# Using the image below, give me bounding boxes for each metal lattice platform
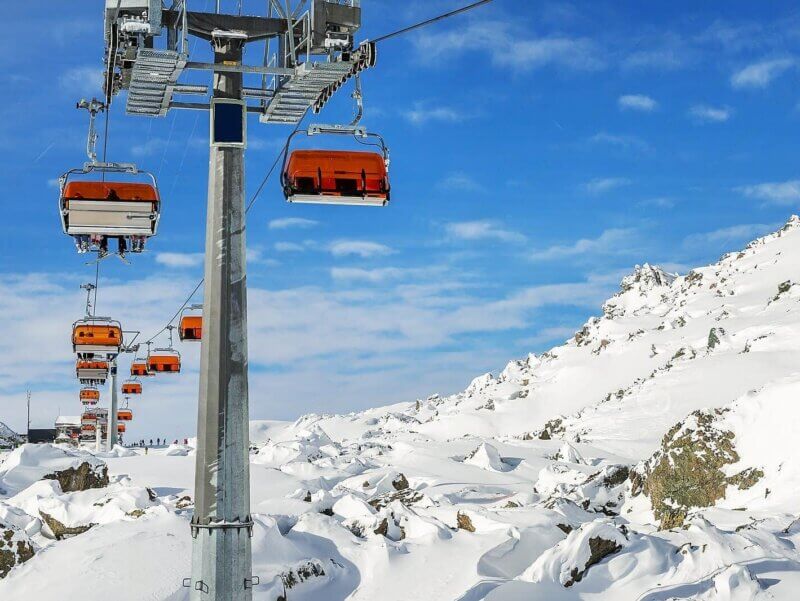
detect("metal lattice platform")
[260,61,355,124]
[126,49,187,117]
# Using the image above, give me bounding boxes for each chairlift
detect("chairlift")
[59,163,161,255]
[59,98,161,257]
[148,348,181,374]
[122,380,142,395]
[117,409,133,421]
[72,316,123,359]
[131,360,150,377]
[76,359,110,385]
[179,305,202,342]
[117,423,127,433]
[80,387,101,405]
[281,124,390,207]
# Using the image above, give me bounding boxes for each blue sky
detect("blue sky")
[1,0,799,438]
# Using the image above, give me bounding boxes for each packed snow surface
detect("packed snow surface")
[3,218,800,598]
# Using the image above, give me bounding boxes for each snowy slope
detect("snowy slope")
[3,218,800,599]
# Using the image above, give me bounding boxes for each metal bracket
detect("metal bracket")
[191,517,255,539]
[308,123,367,137]
[244,576,260,590]
[182,578,209,593]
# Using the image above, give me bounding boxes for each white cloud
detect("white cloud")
[437,172,485,192]
[736,180,800,205]
[268,217,319,230]
[688,104,733,123]
[731,58,795,89]
[59,66,104,96]
[131,138,169,158]
[328,240,395,258]
[529,228,638,262]
[155,252,204,268]
[444,220,526,244]
[618,94,658,112]
[415,21,604,72]
[589,133,649,152]
[331,267,440,283]
[584,177,632,194]
[274,242,307,253]
[683,224,775,248]
[639,197,675,209]
[402,103,466,125]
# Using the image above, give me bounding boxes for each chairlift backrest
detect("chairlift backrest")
[179,315,202,341]
[148,349,181,373]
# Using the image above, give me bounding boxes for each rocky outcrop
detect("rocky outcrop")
[633,409,764,529]
[43,461,109,493]
[0,520,35,578]
[39,511,95,540]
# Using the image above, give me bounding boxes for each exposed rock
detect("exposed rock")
[43,461,109,493]
[456,512,475,533]
[281,561,325,590]
[368,488,425,511]
[0,521,35,578]
[565,536,622,587]
[637,410,741,529]
[392,473,410,491]
[39,511,95,540]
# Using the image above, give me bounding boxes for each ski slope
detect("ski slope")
[3,217,800,599]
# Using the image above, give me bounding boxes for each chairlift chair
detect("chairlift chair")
[179,305,202,342]
[76,359,110,385]
[121,380,142,395]
[79,387,101,405]
[131,360,150,377]
[59,162,161,255]
[117,409,133,421]
[72,316,123,359]
[117,423,127,433]
[147,348,181,374]
[281,125,390,207]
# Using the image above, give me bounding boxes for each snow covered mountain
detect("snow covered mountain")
[3,217,800,599]
[0,422,20,449]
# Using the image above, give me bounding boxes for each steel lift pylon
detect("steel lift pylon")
[101,2,373,599]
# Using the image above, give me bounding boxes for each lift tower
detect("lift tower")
[102,2,372,599]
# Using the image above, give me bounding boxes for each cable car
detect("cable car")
[81,412,98,424]
[131,360,150,377]
[72,317,123,358]
[281,125,390,207]
[147,348,181,374]
[117,409,133,421]
[179,306,203,342]
[76,360,110,385]
[117,423,126,433]
[80,387,101,404]
[122,380,142,395]
[81,424,96,433]
[59,163,161,255]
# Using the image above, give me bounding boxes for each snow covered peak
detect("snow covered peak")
[621,263,677,292]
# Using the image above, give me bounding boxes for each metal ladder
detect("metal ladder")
[126,49,187,117]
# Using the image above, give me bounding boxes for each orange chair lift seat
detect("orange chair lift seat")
[122,382,142,395]
[131,361,150,377]
[148,352,181,373]
[179,316,202,341]
[117,410,133,421]
[76,360,109,382]
[118,423,127,433]
[61,181,160,237]
[73,324,122,355]
[284,150,389,206]
[80,388,100,401]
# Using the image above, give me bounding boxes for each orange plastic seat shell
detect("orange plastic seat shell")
[117,410,133,421]
[82,424,96,432]
[77,360,110,370]
[285,150,389,198]
[80,389,101,401]
[63,181,159,203]
[131,362,150,377]
[117,423,127,433]
[179,316,203,341]
[148,354,181,373]
[73,325,123,347]
[122,383,142,395]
